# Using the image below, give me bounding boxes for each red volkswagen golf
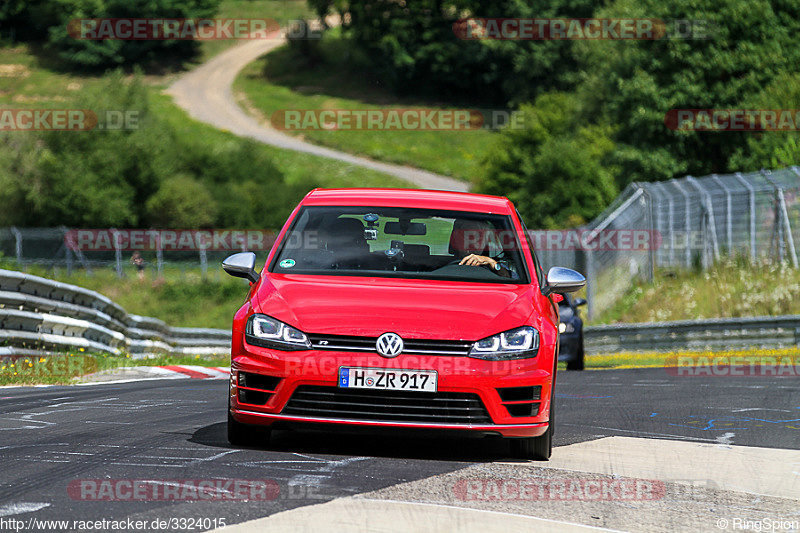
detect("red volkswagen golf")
[222,189,585,459]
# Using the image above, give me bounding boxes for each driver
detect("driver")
[449,219,511,278]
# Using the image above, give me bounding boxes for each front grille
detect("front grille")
[282,385,492,424]
[307,334,473,356]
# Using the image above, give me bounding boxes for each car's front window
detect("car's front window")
[270,206,529,284]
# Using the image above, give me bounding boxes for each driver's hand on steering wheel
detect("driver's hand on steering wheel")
[459,254,497,268]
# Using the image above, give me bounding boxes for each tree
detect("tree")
[572,0,800,186]
[729,72,800,171]
[2,0,221,69]
[477,93,618,228]
[145,175,218,228]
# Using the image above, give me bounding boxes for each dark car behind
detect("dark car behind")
[557,293,586,370]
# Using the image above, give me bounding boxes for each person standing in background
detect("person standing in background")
[131,251,146,281]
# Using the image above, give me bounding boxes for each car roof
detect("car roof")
[301,188,515,214]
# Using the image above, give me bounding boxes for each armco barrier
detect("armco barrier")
[1,269,798,358]
[585,315,800,355]
[0,269,230,358]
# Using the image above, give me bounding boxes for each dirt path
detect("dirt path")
[166,38,469,192]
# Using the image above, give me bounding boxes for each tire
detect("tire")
[227,410,270,447]
[510,425,552,460]
[510,395,554,461]
[566,338,585,371]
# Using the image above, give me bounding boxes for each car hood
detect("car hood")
[256,274,537,340]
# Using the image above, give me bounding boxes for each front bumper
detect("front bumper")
[229,342,554,438]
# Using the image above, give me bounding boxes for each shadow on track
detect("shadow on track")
[188,422,535,463]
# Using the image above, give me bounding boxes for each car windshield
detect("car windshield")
[270,206,529,283]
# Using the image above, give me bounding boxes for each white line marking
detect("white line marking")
[560,423,721,443]
[0,502,50,517]
[715,432,735,445]
[290,453,329,462]
[189,449,238,465]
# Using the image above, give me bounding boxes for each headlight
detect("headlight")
[245,314,311,351]
[469,326,539,360]
[558,322,574,334]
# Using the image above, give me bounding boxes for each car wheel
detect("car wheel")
[510,426,552,460]
[510,397,553,461]
[227,409,270,447]
[566,338,585,371]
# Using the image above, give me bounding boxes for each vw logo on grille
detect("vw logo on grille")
[376,332,404,358]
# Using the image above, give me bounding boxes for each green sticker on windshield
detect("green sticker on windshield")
[279,259,296,268]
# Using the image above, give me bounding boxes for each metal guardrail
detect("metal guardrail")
[585,315,800,355]
[0,269,230,358]
[2,269,798,359]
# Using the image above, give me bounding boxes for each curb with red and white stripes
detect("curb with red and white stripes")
[136,366,230,380]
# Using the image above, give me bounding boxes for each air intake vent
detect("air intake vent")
[236,371,281,406]
[497,386,542,418]
[497,386,541,402]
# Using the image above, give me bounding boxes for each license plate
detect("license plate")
[338,367,437,392]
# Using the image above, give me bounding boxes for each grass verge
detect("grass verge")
[581,347,800,370]
[0,351,230,386]
[592,258,800,325]
[235,34,494,182]
[1,40,411,189]
[197,0,314,62]
[150,90,410,189]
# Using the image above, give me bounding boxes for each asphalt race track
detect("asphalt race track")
[1,368,798,532]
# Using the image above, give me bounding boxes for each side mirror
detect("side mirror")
[222,252,259,283]
[574,298,587,307]
[543,266,585,296]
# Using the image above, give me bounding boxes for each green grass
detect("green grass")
[592,257,800,325]
[0,351,230,386]
[0,45,109,106]
[580,347,800,370]
[150,90,411,189]
[197,0,315,61]
[0,40,412,189]
[234,35,495,183]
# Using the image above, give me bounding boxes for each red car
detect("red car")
[222,188,585,460]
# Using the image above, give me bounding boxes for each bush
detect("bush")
[1,0,220,69]
[476,94,619,228]
[0,72,307,229]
